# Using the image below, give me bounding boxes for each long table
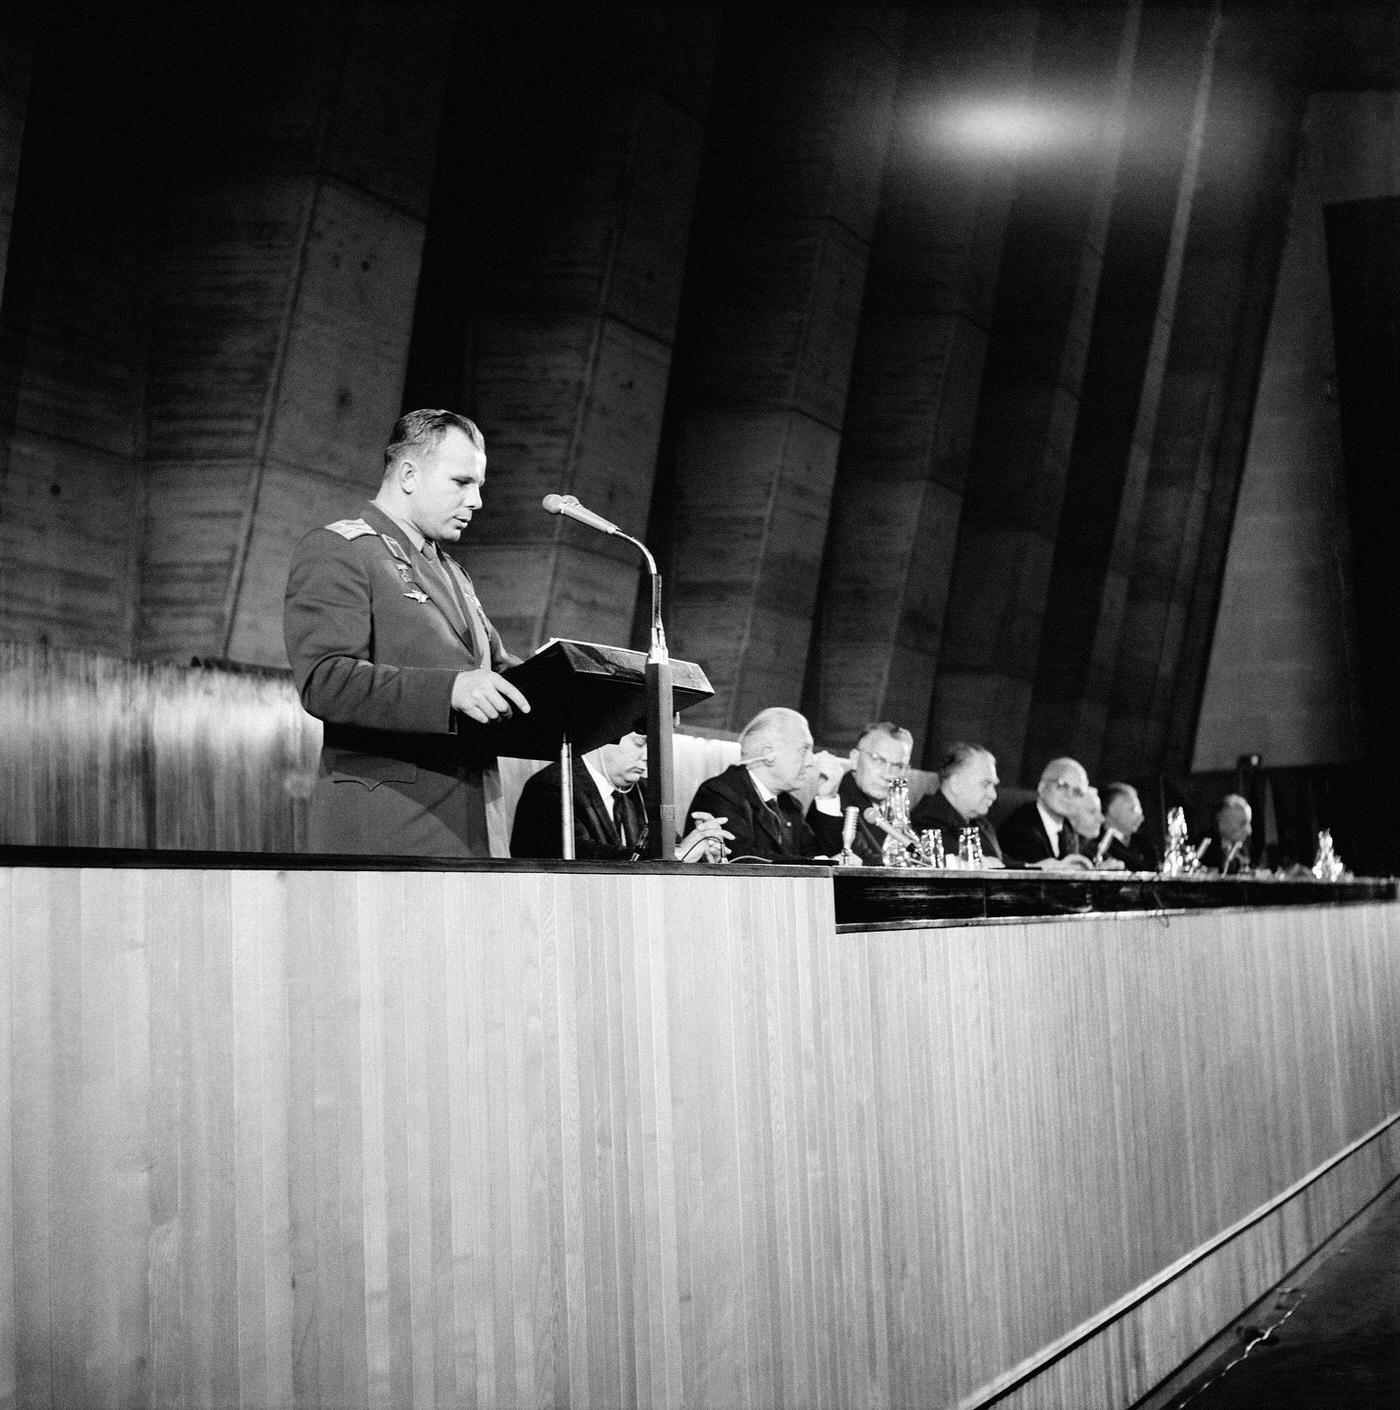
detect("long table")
[2,852,1396,1409]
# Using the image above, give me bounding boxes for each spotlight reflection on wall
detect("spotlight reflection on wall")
[923,99,1113,157]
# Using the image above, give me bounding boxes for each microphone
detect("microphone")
[863,805,919,849]
[542,493,620,536]
[1095,827,1119,864]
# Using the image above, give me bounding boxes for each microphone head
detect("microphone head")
[542,493,565,514]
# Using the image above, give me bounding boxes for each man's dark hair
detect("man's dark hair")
[1101,781,1137,810]
[384,409,484,469]
[936,741,990,778]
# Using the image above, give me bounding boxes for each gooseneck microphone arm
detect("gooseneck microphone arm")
[542,494,674,857]
[542,494,666,658]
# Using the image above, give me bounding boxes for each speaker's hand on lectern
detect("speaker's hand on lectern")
[451,670,531,723]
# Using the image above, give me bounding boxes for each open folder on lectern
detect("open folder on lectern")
[488,638,713,761]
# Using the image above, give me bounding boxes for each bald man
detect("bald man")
[1201,794,1253,874]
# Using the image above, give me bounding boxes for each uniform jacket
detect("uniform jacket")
[284,501,517,857]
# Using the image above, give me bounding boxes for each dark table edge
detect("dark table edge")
[1,847,1392,926]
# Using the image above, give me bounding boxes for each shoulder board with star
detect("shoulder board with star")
[323,518,377,540]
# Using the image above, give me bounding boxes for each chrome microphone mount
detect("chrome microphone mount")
[542,492,674,856]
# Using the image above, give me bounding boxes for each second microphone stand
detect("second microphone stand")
[626,534,674,861]
[541,495,676,860]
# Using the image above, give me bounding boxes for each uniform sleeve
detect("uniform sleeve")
[283,530,460,735]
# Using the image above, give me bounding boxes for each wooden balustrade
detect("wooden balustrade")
[2,856,1397,1408]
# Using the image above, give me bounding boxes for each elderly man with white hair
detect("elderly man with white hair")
[997,756,1096,870]
[688,707,841,862]
[1202,793,1253,874]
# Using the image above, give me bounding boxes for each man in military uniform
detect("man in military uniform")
[283,409,529,857]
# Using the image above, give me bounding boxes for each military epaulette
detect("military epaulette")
[324,518,377,540]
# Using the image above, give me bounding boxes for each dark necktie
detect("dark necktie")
[763,796,788,845]
[420,542,469,630]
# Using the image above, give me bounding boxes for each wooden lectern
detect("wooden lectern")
[493,640,712,859]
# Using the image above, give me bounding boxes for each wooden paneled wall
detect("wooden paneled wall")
[925,2,1140,783]
[0,1,1369,797]
[665,8,904,729]
[0,642,765,853]
[0,642,318,851]
[0,0,35,300]
[3,864,1397,1409]
[1024,2,1219,772]
[803,6,1035,749]
[143,1,457,667]
[430,6,721,653]
[1102,8,1306,780]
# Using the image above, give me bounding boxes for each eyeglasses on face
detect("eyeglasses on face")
[857,747,906,774]
[1051,779,1087,798]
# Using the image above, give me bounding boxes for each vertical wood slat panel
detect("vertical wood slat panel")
[0,862,14,1410]
[2,867,1398,1410]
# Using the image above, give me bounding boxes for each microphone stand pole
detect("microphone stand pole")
[542,495,674,860]
[610,533,673,861]
[643,566,674,861]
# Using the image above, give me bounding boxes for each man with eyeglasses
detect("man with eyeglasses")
[998,757,1096,870]
[1201,793,1254,875]
[807,722,914,864]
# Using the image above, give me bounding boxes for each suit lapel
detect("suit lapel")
[573,764,620,849]
[742,769,784,848]
[616,787,647,853]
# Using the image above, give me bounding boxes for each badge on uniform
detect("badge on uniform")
[392,559,429,602]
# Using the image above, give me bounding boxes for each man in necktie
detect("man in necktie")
[284,409,530,858]
[1201,794,1254,875]
[909,742,1008,866]
[804,721,914,864]
[509,730,731,863]
[997,757,1096,870]
[687,708,842,862]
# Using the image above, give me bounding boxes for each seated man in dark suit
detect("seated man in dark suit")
[805,721,913,864]
[997,757,1096,870]
[510,730,731,862]
[908,741,1007,867]
[688,707,838,862]
[1201,793,1253,874]
[1095,782,1158,870]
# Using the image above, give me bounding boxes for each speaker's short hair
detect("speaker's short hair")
[384,409,484,470]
